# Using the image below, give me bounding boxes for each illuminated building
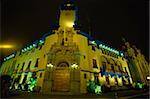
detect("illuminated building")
[0,1,133,94]
[122,40,149,86]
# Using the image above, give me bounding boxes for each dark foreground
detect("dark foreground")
[3,89,150,99]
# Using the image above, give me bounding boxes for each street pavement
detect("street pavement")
[5,89,149,99]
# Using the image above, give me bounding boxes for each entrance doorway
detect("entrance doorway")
[52,62,70,92]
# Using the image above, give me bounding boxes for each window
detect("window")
[124,67,128,74]
[118,66,122,73]
[84,73,87,79]
[93,59,98,68]
[84,55,86,59]
[16,75,21,83]
[94,74,99,84]
[21,62,25,71]
[38,46,42,50]
[40,72,42,78]
[92,46,95,51]
[62,38,64,45]
[65,38,68,41]
[111,64,115,73]
[22,75,27,84]
[35,58,39,67]
[115,77,118,85]
[32,72,37,78]
[106,76,110,85]
[102,62,106,72]
[17,64,20,68]
[27,61,31,70]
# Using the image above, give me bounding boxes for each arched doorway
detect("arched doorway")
[52,62,70,92]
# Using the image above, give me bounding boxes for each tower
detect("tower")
[59,1,76,28]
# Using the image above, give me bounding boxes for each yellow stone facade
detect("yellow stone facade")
[123,42,149,86]
[0,2,133,94]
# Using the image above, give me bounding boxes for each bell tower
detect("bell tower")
[59,1,76,28]
[55,1,78,46]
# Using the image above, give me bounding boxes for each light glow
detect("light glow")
[47,63,53,68]
[71,63,78,69]
[0,44,13,49]
[147,76,150,80]
[66,22,74,27]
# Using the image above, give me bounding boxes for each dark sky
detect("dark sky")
[1,0,149,61]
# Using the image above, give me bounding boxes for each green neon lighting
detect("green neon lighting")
[87,80,102,94]
[33,44,36,47]
[27,47,30,50]
[29,45,33,49]
[121,53,124,57]
[95,85,102,94]
[27,77,37,91]
[4,54,15,61]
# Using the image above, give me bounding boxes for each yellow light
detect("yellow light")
[147,76,150,80]
[0,45,13,49]
[66,22,74,27]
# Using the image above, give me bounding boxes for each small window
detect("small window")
[84,73,87,79]
[111,64,115,72]
[124,67,128,74]
[35,58,39,67]
[17,64,20,68]
[93,59,98,68]
[62,38,64,45]
[94,75,99,84]
[92,46,95,51]
[102,62,106,72]
[21,62,25,70]
[84,55,86,59]
[40,72,42,78]
[65,38,68,41]
[32,72,37,78]
[106,76,110,85]
[22,75,27,84]
[27,61,31,70]
[39,46,42,50]
[115,77,118,85]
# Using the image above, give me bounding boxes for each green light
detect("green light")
[24,48,27,51]
[27,47,30,50]
[95,85,102,94]
[87,80,102,94]
[99,44,103,48]
[27,78,37,91]
[91,41,97,46]
[21,49,24,52]
[29,45,33,49]
[121,53,124,56]
[33,44,36,47]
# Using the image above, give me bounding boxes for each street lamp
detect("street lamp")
[47,63,53,68]
[71,63,78,69]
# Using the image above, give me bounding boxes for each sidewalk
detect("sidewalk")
[8,89,149,99]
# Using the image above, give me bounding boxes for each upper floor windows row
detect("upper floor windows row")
[16,58,39,72]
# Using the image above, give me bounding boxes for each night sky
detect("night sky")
[1,0,149,61]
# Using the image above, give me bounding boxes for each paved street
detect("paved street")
[6,89,149,99]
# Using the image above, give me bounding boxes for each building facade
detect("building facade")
[122,40,149,86]
[0,2,133,94]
